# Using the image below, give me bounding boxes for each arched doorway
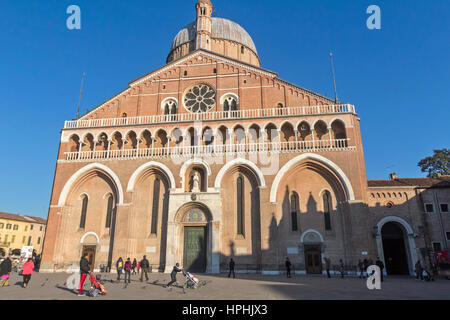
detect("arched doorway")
[301,230,324,274]
[381,222,409,275]
[173,203,213,273]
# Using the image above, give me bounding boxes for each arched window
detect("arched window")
[163,99,178,120]
[80,195,88,229]
[323,191,332,231]
[241,46,245,54]
[151,178,161,235]
[105,194,114,228]
[223,95,238,117]
[290,193,299,232]
[237,176,244,236]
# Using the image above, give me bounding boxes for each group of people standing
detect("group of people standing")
[357,257,385,281]
[115,256,151,283]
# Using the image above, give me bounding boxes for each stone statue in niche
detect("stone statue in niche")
[190,171,201,192]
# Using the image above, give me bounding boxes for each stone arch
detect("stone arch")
[58,163,124,206]
[300,229,324,243]
[80,232,100,244]
[214,158,266,188]
[270,153,355,203]
[127,161,176,192]
[375,216,418,275]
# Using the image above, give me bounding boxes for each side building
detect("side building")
[0,212,47,257]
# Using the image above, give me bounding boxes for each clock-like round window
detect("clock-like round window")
[183,83,216,113]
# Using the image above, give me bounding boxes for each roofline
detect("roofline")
[275,78,335,104]
[78,49,341,120]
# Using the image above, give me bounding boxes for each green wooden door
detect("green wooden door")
[183,227,206,272]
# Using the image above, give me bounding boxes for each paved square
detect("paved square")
[1,272,449,300]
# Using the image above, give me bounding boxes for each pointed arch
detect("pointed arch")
[127,161,176,192]
[214,158,266,188]
[270,153,355,203]
[58,163,124,206]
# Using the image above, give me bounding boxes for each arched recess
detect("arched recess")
[131,164,172,272]
[180,159,212,192]
[58,163,124,206]
[127,161,176,192]
[270,153,355,203]
[214,158,266,189]
[375,216,418,275]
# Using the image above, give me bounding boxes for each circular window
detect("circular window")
[183,83,216,113]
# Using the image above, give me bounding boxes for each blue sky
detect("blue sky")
[0,0,449,219]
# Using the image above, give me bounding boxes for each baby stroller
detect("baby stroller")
[182,271,200,289]
[88,274,107,296]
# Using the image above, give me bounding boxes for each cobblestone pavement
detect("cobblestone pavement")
[1,271,449,300]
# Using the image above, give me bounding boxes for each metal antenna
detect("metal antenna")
[76,72,86,119]
[330,53,338,104]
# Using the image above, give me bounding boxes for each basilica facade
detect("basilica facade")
[41,0,450,275]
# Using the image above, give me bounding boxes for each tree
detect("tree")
[418,149,450,177]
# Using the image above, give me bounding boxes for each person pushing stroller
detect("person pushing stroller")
[166,263,183,288]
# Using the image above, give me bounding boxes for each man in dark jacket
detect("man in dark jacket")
[78,253,91,296]
[375,257,385,282]
[140,255,150,282]
[0,255,12,276]
[285,257,292,278]
[228,258,235,278]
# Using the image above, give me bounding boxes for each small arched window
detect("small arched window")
[241,46,245,54]
[223,95,238,117]
[323,191,332,231]
[163,99,178,118]
[80,195,88,229]
[237,176,244,236]
[290,193,299,232]
[105,194,114,228]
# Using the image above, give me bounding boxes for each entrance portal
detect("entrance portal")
[304,245,322,274]
[82,245,96,271]
[183,226,206,273]
[381,222,409,275]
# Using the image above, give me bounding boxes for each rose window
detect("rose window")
[183,83,216,113]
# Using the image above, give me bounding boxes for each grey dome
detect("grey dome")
[170,17,258,54]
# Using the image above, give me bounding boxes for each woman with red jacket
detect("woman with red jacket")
[22,258,35,288]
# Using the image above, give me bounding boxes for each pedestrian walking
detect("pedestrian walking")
[415,260,423,281]
[324,257,331,278]
[116,257,124,282]
[363,258,369,278]
[140,255,150,282]
[0,255,12,287]
[339,259,345,278]
[132,258,137,275]
[78,253,91,296]
[124,258,132,284]
[22,258,34,288]
[285,257,292,278]
[137,261,141,275]
[375,257,385,282]
[358,259,364,279]
[228,258,235,278]
[166,263,183,288]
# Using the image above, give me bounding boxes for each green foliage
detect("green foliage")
[418,149,450,177]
